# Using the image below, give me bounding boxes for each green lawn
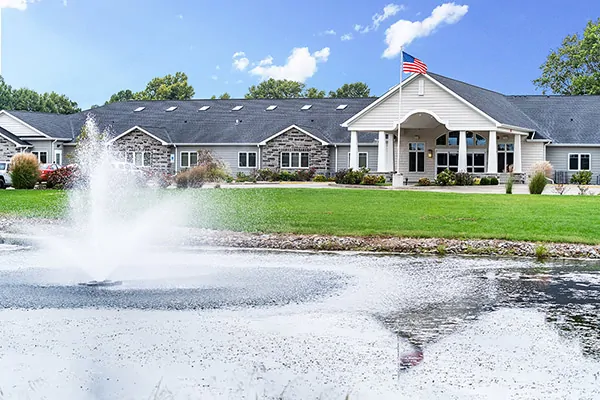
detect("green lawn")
[1,188,599,244]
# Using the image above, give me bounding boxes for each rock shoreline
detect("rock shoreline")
[2,216,599,260]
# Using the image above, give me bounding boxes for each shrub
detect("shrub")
[256,168,278,182]
[570,170,592,185]
[455,172,474,186]
[175,171,189,188]
[417,177,431,186]
[235,172,253,182]
[360,174,386,185]
[530,161,553,178]
[489,177,499,185]
[554,183,566,195]
[46,165,79,189]
[535,244,549,261]
[187,164,212,187]
[313,174,327,182]
[529,171,547,194]
[435,169,456,186]
[10,153,40,189]
[479,177,490,185]
[296,167,316,182]
[473,178,481,185]
[334,168,368,185]
[505,173,514,194]
[278,171,297,181]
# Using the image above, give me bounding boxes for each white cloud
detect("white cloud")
[323,29,336,35]
[0,0,28,10]
[211,75,218,81]
[236,80,243,84]
[258,56,273,66]
[372,3,404,30]
[62,0,67,6]
[232,51,245,58]
[232,51,250,71]
[177,14,183,19]
[249,47,330,83]
[216,65,220,70]
[383,2,468,58]
[341,33,353,41]
[354,24,363,32]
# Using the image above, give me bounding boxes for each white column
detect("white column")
[377,131,387,172]
[386,134,394,171]
[487,130,497,173]
[458,130,467,172]
[350,131,359,169]
[513,134,522,173]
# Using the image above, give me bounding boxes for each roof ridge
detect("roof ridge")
[507,94,600,98]
[428,72,508,96]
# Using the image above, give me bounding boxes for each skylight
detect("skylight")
[266,105,277,111]
[336,104,348,110]
[301,104,312,110]
[166,106,178,112]
[232,105,243,111]
[134,106,145,112]
[199,106,210,111]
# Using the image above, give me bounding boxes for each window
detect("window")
[134,106,145,112]
[199,106,210,111]
[436,132,485,147]
[466,132,487,146]
[436,152,458,175]
[180,151,198,168]
[467,153,486,173]
[336,104,348,110]
[418,79,425,96]
[165,106,178,112]
[448,132,460,146]
[232,105,243,111]
[130,152,151,167]
[238,152,257,168]
[347,152,368,169]
[569,153,591,171]
[266,105,277,111]
[54,150,62,166]
[497,143,514,173]
[301,105,312,110]
[408,142,425,172]
[32,151,48,164]
[281,152,309,169]
[436,134,447,146]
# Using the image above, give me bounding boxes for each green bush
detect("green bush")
[479,177,490,185]
[296,167,316,182]
[278,171,297,181]
[570,170,592,185]
[10,153,40,189]
[417,177,431,186]
[455,172,474,186]
[256,168,278,182]
[334,168,368,185]
[175,171,189,188]
[505,174,514,194]
[529,171,547,194]
[360,174,386,185]
[313,174,327,182]
[490,177,499,185]
[435,169,456,186]
[235,172,253,182]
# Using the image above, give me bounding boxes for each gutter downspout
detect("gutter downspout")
[257,144,261,169]
[51,139,58,163]
[173,144,178,173]
[334,144,338,174]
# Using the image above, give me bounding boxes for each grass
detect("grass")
[1,188,600,244]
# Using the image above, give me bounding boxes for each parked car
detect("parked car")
[39,163,60,182]
[110,162,147,185]
[0,162,11,189]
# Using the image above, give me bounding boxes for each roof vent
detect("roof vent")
[301,104,312,110]
[134,106,145,112]
[199,106,210,111]
[336,104,348,110]
[235,119,243,125]
[166,106,178,112]
[266,105,277,111]
[232,105,243,111]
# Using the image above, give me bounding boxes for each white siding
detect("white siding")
[521,140,545,175]
[0,113,45,137]
[347,76,496,131]
[177,145,259,175]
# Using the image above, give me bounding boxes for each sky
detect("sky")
[1,0,599,109]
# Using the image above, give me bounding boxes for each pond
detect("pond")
[0,242,599,399]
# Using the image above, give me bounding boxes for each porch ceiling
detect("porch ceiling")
[401,112,444,129]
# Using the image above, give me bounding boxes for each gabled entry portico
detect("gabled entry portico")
[342,73,532,184]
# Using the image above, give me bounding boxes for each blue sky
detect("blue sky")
[2,0,599,109]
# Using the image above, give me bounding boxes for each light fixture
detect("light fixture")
[414,135,420,140]
[427,149,433,158]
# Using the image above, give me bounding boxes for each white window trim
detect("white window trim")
[568,153,591,171]
[280,151,310,169]
[238,151,257,168]
[180,151,198,168]
[131,151,151,167]
[347,152,368,169]
[54,150,63,165]
[32,151,48,163]
[408,142,425,172]
[435,151,486,174]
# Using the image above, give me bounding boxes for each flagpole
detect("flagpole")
[394,48,404,186]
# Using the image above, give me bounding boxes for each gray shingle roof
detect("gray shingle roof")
[9,110,77,139]
[0,126,31,146]
[507,95,600,144]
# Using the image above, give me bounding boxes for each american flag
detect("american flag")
[402,51,427,74]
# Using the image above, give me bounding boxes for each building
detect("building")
[0,72,598,184]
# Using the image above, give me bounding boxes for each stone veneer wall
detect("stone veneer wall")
[111,130,173,171]
[261,128,329,172]
[0,136,17,162]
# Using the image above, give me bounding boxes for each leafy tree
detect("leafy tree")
[0,77,14,110]
[534,19,600,95]
[245,79,306,99]
[11,88,42,112]
[40,92,80,114]
[304,87,326,98]
[105,89,136,104]
[137,72,195,100]
[328,82,371,98]
[216,92,231,99]
[0,76,80,114]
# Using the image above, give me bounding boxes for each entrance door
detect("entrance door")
[54,150,63,166]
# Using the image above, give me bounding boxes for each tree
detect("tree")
[40,92,80,114]
[328,82,371,98]
[245,79,305,99]
[534,19,600,95]
[0,76,80,114]
[218,92,231,99]
[137,72,195,100]
[0,77,14,110]
[304,87,326,98]
[105,89,136,104]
